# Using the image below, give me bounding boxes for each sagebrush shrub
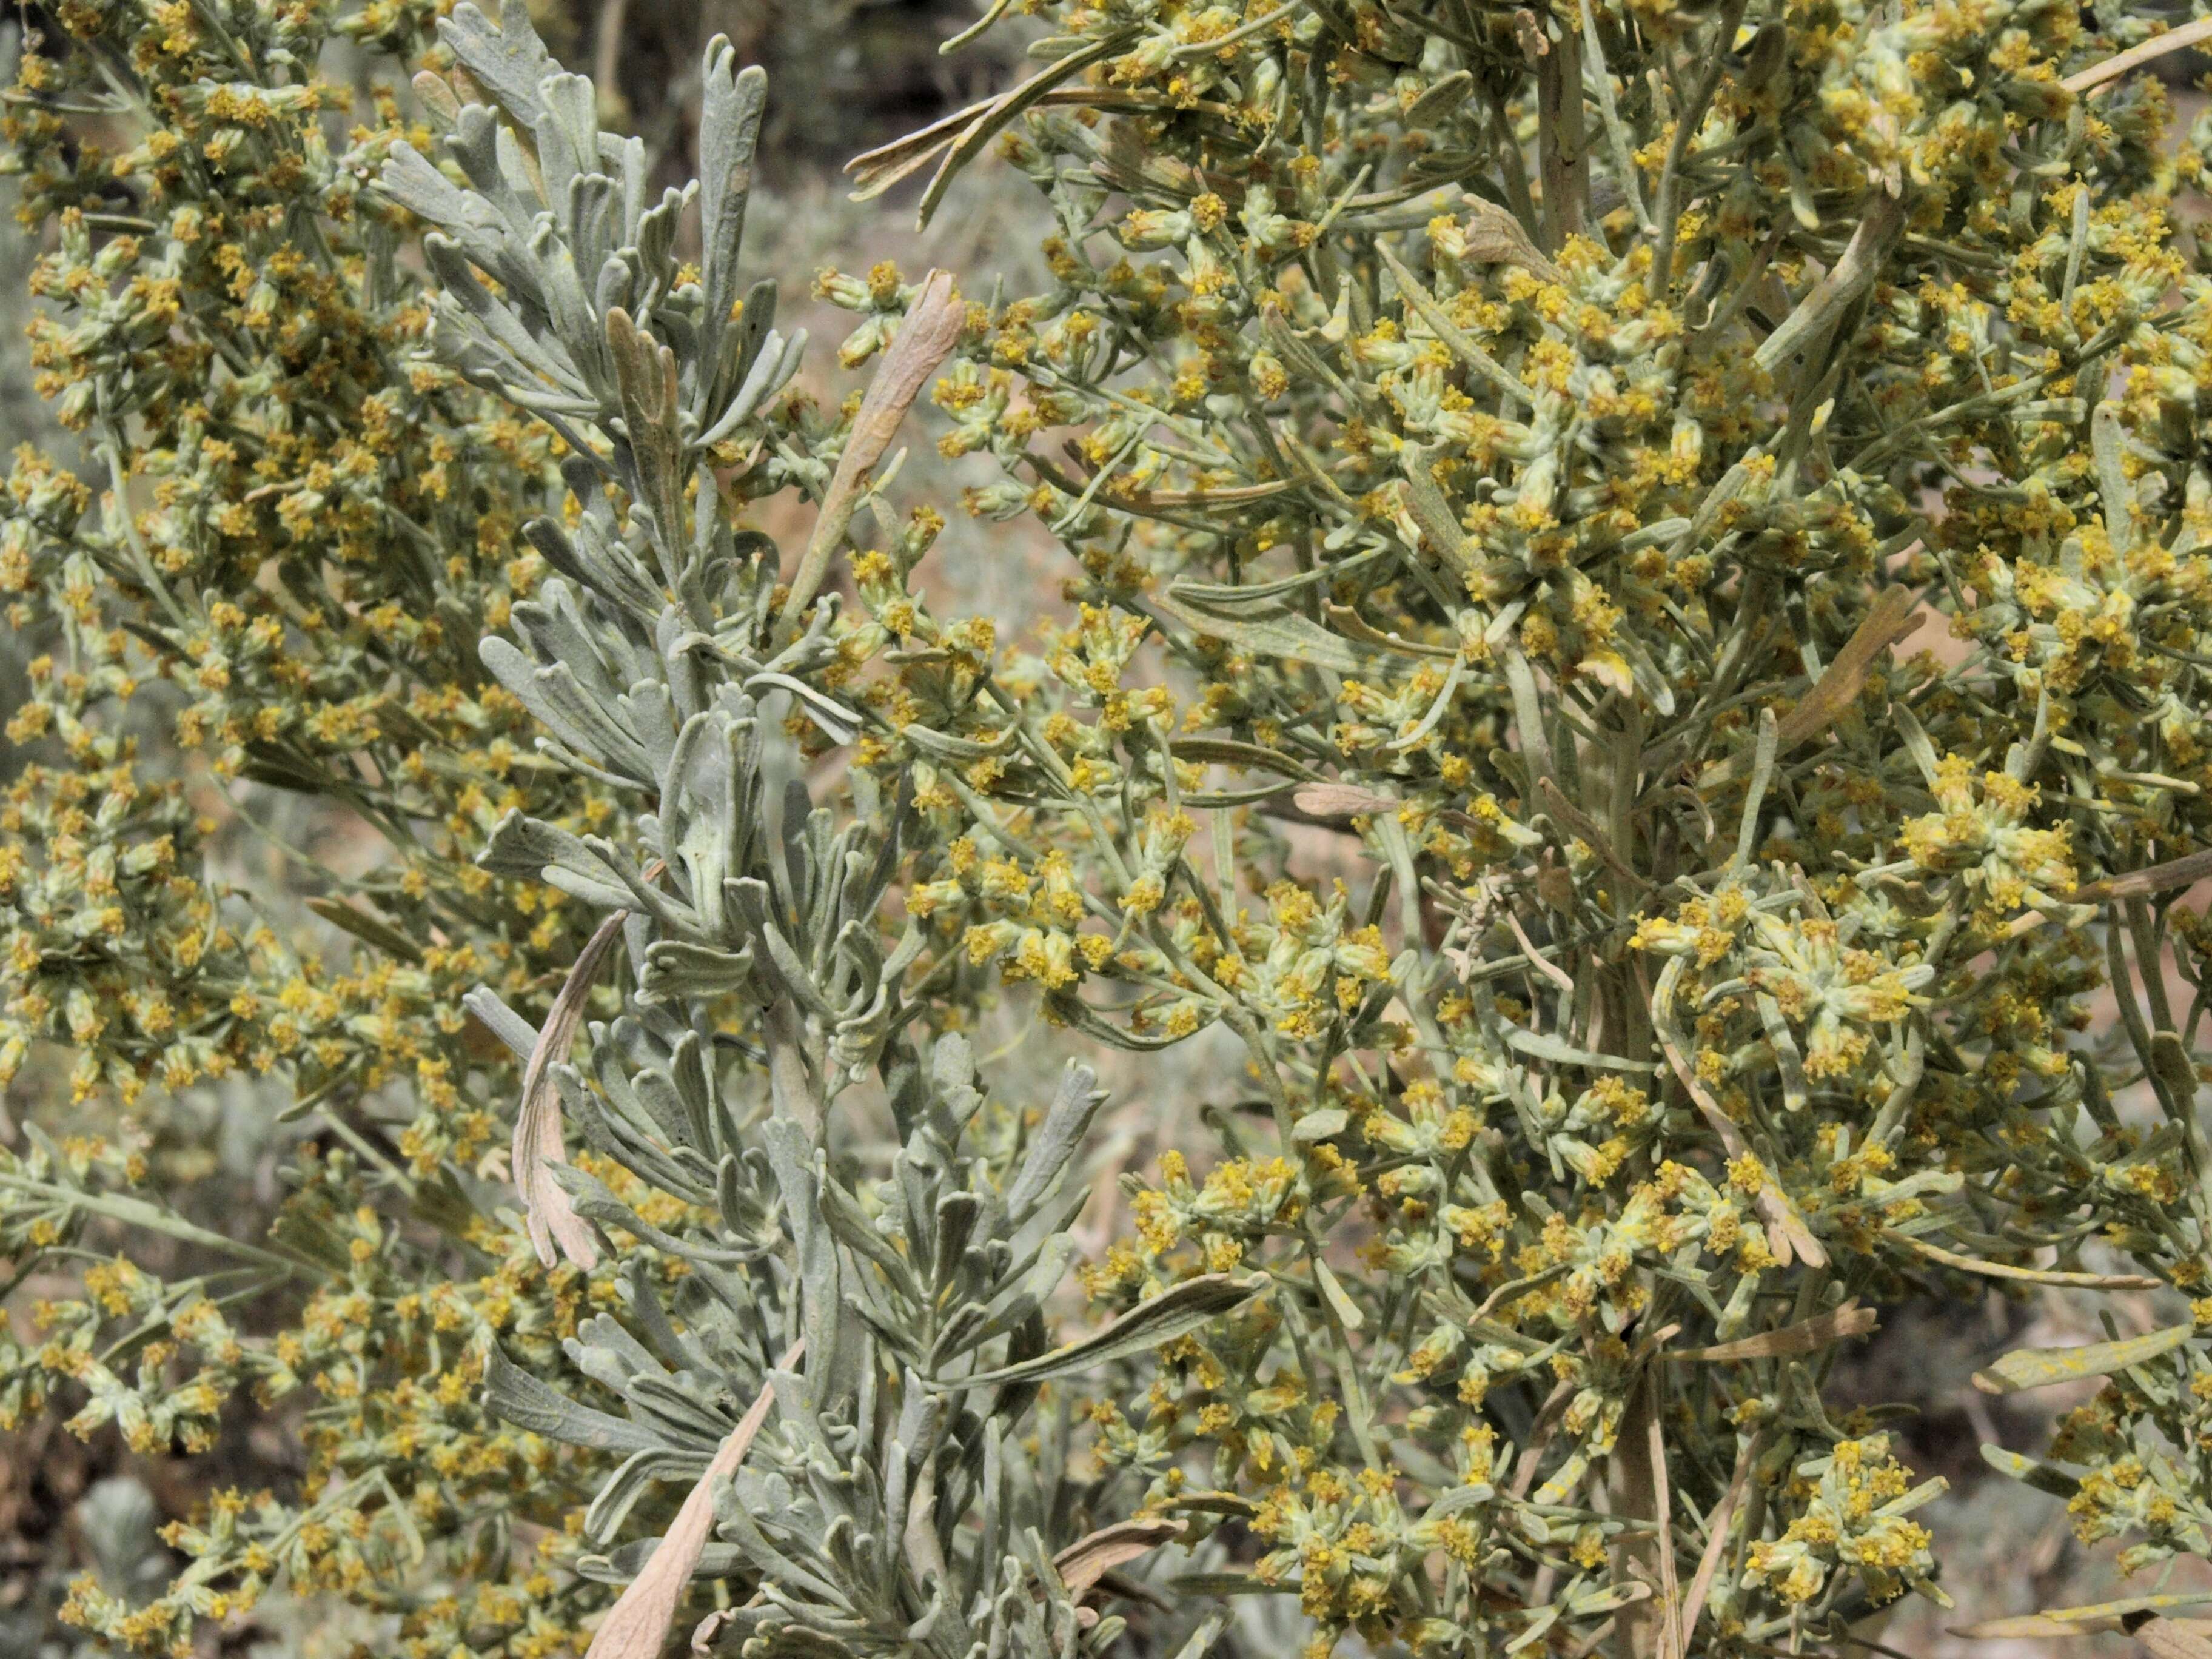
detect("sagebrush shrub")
[10,1,2212,1658]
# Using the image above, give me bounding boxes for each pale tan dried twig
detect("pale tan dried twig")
[2063,17,2212,93]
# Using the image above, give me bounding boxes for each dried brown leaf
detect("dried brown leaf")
[1293,783,1400,819]
[1053,1518,1184,1598]
[587,1341,803,1659]
[1678,1436,1758,1649]
[1463,195,1563,283]
[1698,585,1919,791]
[514,908,628,1270]
[782,270,967,629]
[2137,1615,2212,1659]
[1671,1300,1878,1362]
[1955,1596,2212,1640]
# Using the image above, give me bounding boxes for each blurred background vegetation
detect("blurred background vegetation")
[0,4,2206,1657]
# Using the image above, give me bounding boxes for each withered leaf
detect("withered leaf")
[1670,1300,1878,1363]
[585,1342,802,1659]
[1053,1518,1184,1598]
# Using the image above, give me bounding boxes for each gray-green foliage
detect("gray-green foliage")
[24,0,2212,1653]
[403,9,1167,1655]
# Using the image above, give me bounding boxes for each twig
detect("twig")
[2063,16,2212,93]
[593,0,628,118]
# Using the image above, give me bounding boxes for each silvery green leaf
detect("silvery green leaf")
[427,232,591,392]
[548,1162,735,1269]
[1423,1481,1499,1518]
[728,880,835,1016]
[656,605,714,720]
[623,1257,717,1376]
[1754,992,1810,1111]
[819,1175,925,1301]
[379,141,497,236]
[1004,1062,1104,1221]
[476,809,634,910]
[76,1478,162,1597]
[625,1372,740,1450]
[480,638,655,782]
[663,1032,717,1153]
[717,278,780,415]
[438,1,559,131]
[493,130,552,249]
[1569,1581,1651,1617]
[638,938,757,1001]
[443,106,535,240]
[629,184,694,323]
[930,1033,979,1122]
[990,1181,1088,1295]
[606,306,683,538]
[2093,401,2133,555]
[761,1370,843,1473]
[699,49,768,397]
[1972,1323,2193,1395]
[1501,1024,1658,1072]
[763,1119,841,1409]
[535,218,615,394]
[592,247,638,330]
[900,723,1016,763]
[745,672,859,745]
[929,1192,984,1293]
[831,916,886,1000]
[1313,1258,1365,1333]
[532,72,600,231]
[1044,990,1199,1051]
[515,583,644,700]
[716,1155,777,1247]
[483,1345,665,1454]
[461,987,538,1061]
[571,184,624,295]
[612,1058,692,1151]
[571,1310,660,1389]
[943,1274,1265,1387]
[623,679,682,790]
[843,1279,931,1365]
[608,131,648,239]
[582,1449,696,1544]
[709,1480,854,1609]
[561,1072,709,1202]
[1399,449,1476,576]
[924,1309,987,1371]
[525,513,664,622]
[964,1233,1079,1352]
[532,852,637,920]
[817,1515,881,1599]
[699,321,806,448]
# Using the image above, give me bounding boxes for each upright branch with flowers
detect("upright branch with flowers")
[12,2,2212,1658]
